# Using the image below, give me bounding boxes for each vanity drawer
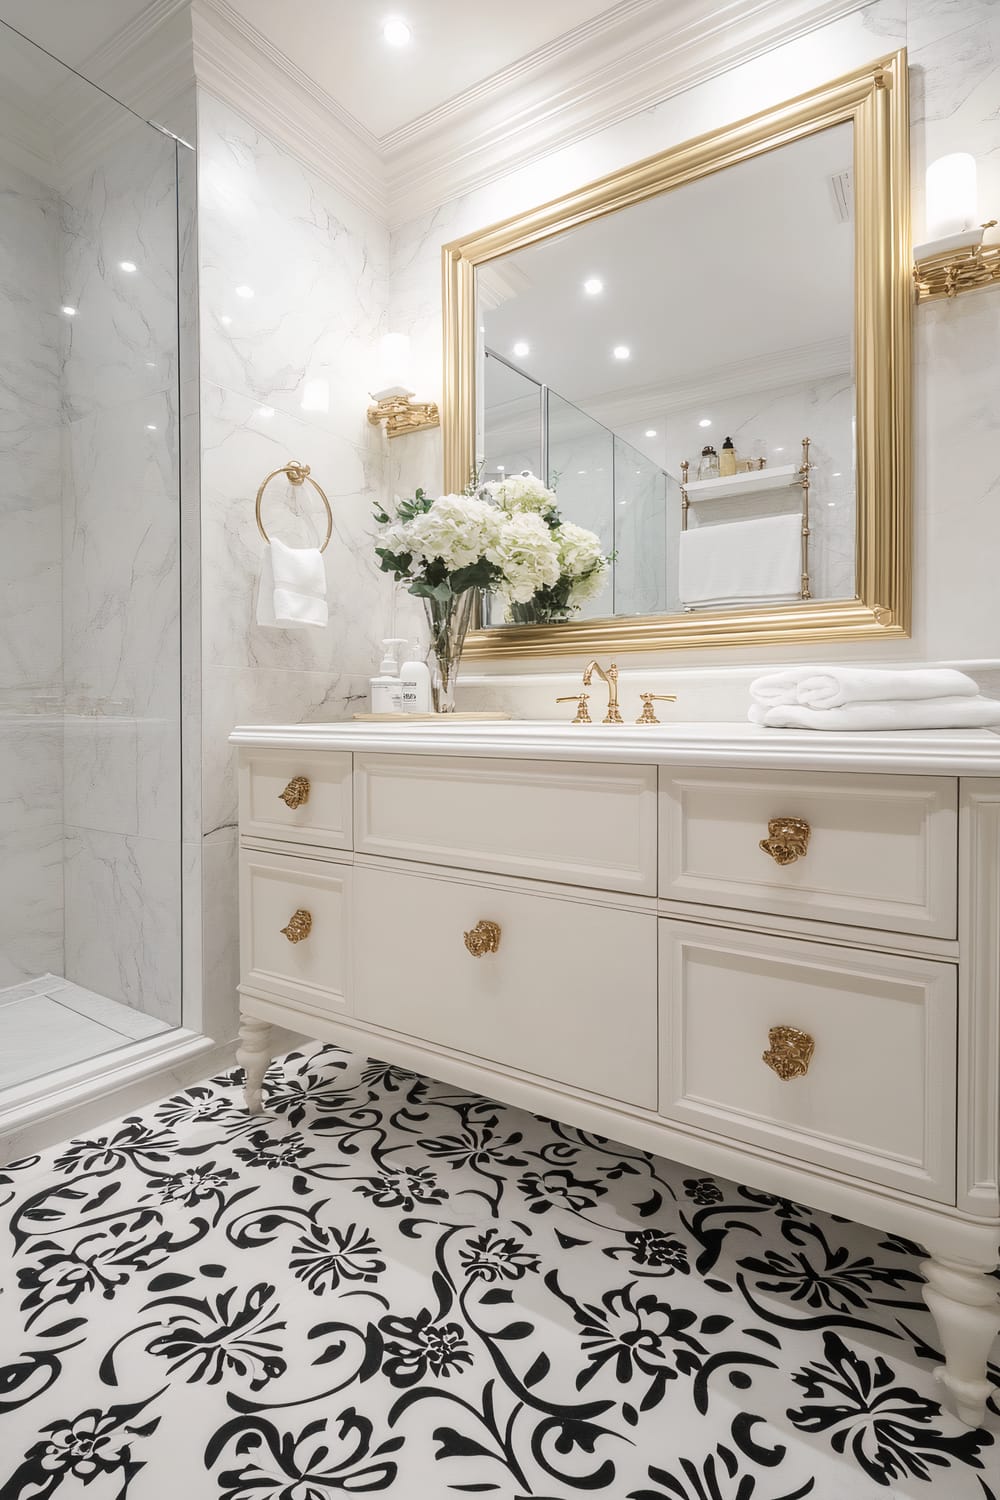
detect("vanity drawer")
[354,864,657,1108]
[240,848,352,1013]
[354,753,657,894]
[239,748,352,850]
[660,768,957,937]
[659,919,956,1200]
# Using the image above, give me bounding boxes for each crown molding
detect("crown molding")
[190,0,387,222]
[383,0,872,225]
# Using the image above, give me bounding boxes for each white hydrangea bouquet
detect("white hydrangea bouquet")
[374,473,610,710]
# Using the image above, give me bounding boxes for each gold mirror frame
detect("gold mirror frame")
[442,52,910,659]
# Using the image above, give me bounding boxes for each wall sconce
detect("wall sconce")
[367,332,440,438]
[913,153,1000,302]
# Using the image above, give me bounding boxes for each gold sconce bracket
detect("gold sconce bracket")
[367,393,441,438]
[914,222,1000,302]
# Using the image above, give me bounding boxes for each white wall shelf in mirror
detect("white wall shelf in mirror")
[443,53,911,659]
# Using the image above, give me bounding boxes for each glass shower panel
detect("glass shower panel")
[482,352,542,482]
[546,392,614,621]
[0,22,182,1090]
[613,437,675,617]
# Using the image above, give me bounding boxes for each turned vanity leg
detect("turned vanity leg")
[920,1254,1000,1427]
[237,1014,273,1113]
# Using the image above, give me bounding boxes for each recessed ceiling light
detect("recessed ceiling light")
[577,470,587,475]
[61,305,77,316]
[774,446,785,452]
[234,284,254,299]
[583,277,603,295]
[119,260,137,273]
[512,341,530,357]
[382,16,411,45]
[612,345,630,360]
[220,314,232,325]
[145,423,157,431]
[698,418,712,428]
[645,428,657,437]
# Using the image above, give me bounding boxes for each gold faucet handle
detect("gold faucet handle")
[636,693,678,725]
[556,693,592,724]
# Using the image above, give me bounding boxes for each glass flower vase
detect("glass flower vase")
[423,589,476,713]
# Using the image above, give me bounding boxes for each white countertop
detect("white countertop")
[230,719,1000,775]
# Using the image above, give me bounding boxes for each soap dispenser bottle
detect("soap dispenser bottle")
[370,638,406,713]
[399,641,432,714]
[720,436,737,477]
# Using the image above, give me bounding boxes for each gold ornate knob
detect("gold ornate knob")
[463,919,502,957]
[556,693,592,724]
[636,692,678,724]
[759,816,810,865]
[279,775,310,810]
[281,909,313,943]
[762,1025,814,1080]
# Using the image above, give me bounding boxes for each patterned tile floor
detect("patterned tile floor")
[1,1043,997,1498]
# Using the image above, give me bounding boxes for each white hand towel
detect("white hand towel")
[256,537,328,630]
[679,513,802,609]
[751,665,978,712]
[760,696,1000,731]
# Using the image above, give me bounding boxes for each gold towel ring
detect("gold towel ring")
[255,462,333,554]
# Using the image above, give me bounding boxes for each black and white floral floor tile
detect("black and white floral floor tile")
[2,1044,997,1500]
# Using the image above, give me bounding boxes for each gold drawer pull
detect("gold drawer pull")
[279,775,310,810]
[281,909,313,943]
[760,816,810,865]
[464,919,501,957]
[763,1025,814,1080]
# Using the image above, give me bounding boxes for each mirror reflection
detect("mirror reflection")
[478,121,856,627]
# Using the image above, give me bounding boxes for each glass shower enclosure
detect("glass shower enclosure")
[0,23,184,1093]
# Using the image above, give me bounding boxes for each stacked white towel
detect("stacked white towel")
[749,666,1000,731]
[256,537,328,630]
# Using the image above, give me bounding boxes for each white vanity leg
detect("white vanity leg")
[237,1014,273,1113]
[920,1254,1000,1427]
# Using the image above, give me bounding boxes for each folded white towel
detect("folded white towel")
[751,665,978,711]
[256,537,328,630]
[679,513,802,608]
[759,696,1000,731]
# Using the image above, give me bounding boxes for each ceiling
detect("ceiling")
[231,0,624,140]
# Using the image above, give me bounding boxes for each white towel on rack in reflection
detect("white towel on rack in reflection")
[678,512,802,609]
[759,696,1000,731]
[750,665,979,712]
[256,537,328,629]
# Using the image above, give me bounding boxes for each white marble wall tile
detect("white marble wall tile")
[0,160,62,436]
[63,716,138,836]
[0,720,63,986]
[0,428,62,696]
[62,387,181,721]
[197,93,389,438]
[63,828,181,1024]
[200,382,392,675]
[59,126,180,422]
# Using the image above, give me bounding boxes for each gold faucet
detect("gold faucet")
[582,660,623,724]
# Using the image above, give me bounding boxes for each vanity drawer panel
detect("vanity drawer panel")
[659,920,956,1200]
[660,769,957,937]
[240,849,351,1013]
[354,864,657,1108]
[355,753,657,894]
[240,748,352,850]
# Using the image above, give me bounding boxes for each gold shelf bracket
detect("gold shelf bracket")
[367,393,440,438]
[914,223,1000,303]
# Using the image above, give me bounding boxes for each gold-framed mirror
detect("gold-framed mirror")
[442,52,910,659]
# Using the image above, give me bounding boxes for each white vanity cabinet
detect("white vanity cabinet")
[233,721,1000,1428]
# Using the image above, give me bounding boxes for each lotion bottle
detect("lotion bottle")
[720,436,737,477]
[370,638,406,713]
[399,641,432,714]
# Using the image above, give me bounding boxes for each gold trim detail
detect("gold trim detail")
[763,1024,815,1081]
[636,692,678,724]
[278,776,310,810]
[367,394,441,438]
[463,919,502,957]
[281,909,313,943]
[914,225,1000,302]
[759,816,811,865]
[256,463,333,553]
[442,52,911,658]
